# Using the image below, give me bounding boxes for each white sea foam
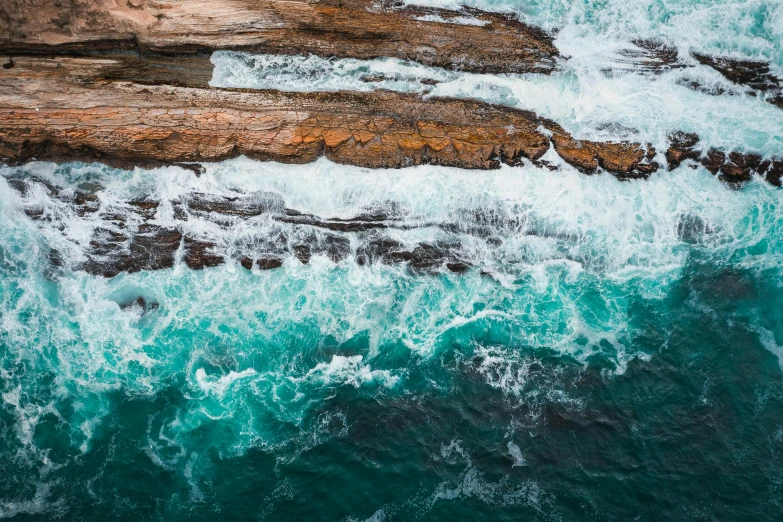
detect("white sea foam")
[195,367,258,399]
[304,355,399,389]
[507,441,527,467]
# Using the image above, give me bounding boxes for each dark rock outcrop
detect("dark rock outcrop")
[83,224,183,277]
[693,53,783,109]
[664,132,783,187]
[665,132,700,170]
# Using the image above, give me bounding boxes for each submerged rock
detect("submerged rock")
[118,296,159,314]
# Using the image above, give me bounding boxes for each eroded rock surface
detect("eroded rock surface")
[0,0,558,74]
[0,55,662,178]
[665,133,783,187]
[693,53,783,109]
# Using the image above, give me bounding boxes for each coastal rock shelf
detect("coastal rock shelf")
[0,0,558,74]
[0,55,660,178]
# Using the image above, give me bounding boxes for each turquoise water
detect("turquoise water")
[2,159,783,520]
[3,0,783,519]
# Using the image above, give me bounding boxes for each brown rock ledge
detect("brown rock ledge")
[665,132,782,187]
[0,0,558,75]
[0,55,659,177]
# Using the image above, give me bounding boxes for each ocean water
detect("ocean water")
[3,0,783,521]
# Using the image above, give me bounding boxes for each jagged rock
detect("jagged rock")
[665,132,700,170]
[683,144,782,187]
[693,53,782,108]
[293,244,312,265]
[548,127,659,179]
[409,241,468,273]
[84,224,182,277]
[614,40,685,74]
[0,0,558,75]
[128,198,159,220]
[356,238,413,266]
[701,148,726,175]
[257,257,284,270]
[291,231,351,264]
[759,160,783,187]
[0,55,667,179]
[183,237,224,269]
[693,53,780,91]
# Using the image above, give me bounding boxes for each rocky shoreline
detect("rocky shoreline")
[1,1,781,201]
[0,0,558,74]
[2,54,664,177]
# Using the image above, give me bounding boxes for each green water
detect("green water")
[1,159,783,520]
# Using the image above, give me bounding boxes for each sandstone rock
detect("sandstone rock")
[0,0,558,75]
[0,55,662,178]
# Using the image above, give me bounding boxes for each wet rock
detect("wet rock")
[188,192,285,217]
[446,262,470,273]
[292,231,351,264]
[257,257,284,270]
[356,237,414,266]
[676,77,736,96]
[173,163,206,177]
[2,56,661,177]
[720,152,762,184]
[758,159,783,187]
[83,224,182,277]
[665,132,701,170]
[361,74,388,83]
[693,53,781,92]
[279,212,389,232]
[701,148,726,175]
[321,233,351,263]
[171,201,189,221]
[409,242,465,273]
[183,237,224,270]
[72,191,100,215]
[239,256,254,270]
[549,129,659,179]
[5,177,28,195]
[293,244,312,265]
[615,40,684,74]
[128,198,159,220]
